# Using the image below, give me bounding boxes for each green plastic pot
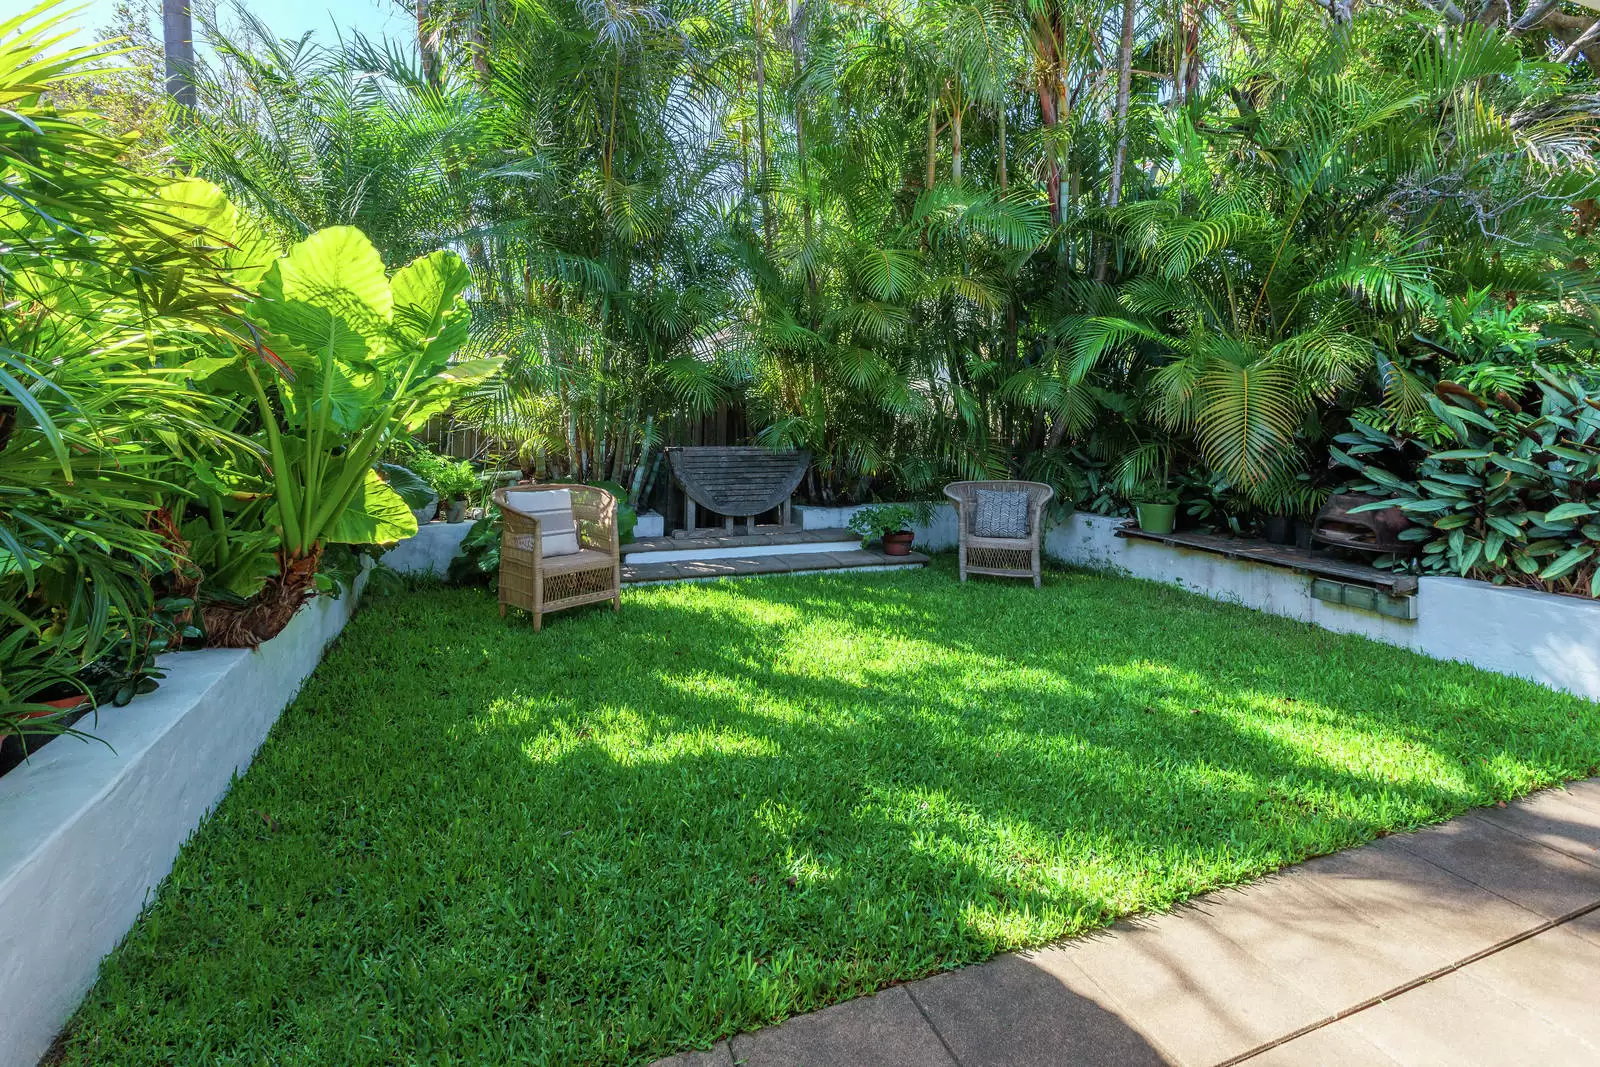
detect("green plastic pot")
[1134,501,1178,535]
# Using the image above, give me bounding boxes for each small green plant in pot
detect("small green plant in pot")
[849,503,919,555]
[431,460,480,523]
[1131,482,1180,535]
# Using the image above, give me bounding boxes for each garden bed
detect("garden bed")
[46,563,1600,1065]
[0,582,365,1067]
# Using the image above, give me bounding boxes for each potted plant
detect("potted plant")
[1131,481,1180,535]
[430,460,479,523]
[849,503,919,555]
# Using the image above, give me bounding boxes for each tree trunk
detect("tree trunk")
[1032,11,1064,225]
[753,0,775,251]
[997,101,1008,190]
[1097,0,1137,283]
[162,0,196,110]
[926,88,939,189]
[417,0,441,88]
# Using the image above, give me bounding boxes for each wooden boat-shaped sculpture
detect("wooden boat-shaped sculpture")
[666,446,811,535]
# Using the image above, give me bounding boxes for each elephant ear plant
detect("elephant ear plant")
[198,227,499,645]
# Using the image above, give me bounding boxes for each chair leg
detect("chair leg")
[958,543,968,582]
[533,610,543,633]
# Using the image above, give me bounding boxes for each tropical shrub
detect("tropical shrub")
[189,227,498,645]
[1333,371,1600,598]
[2,5,497,750]
[1,10,251,741]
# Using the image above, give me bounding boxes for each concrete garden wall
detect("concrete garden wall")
[1045,512,1600,702]
[384,520,474,577]
[796,502,961,551]
[0,582,366,1067]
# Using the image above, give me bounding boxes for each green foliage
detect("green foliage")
[847,503,921,545]
[1130,482,1179,505]
[444,508,501,585]
[55,568,1600,1064]
[205,226,496,557]
[1333,370,1600,597]
[402,449,479,502]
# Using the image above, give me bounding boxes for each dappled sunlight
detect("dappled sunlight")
[69,567,1600,1067]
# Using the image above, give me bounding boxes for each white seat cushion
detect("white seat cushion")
[504,489,581,557]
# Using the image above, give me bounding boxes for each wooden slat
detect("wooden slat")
[1115,524,1418,596]
[667,446,810,518]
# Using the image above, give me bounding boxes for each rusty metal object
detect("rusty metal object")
[1311,493,1416,555]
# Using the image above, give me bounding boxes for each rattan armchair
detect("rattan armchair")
[943,480,1054,587]
[494,484,621,630]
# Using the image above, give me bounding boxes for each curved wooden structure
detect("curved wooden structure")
[667,446,810,533]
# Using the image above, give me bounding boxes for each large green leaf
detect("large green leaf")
[325,469,420,545]
[389,250,473,374]
[248,227,393,359]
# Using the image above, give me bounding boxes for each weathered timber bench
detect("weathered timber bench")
[666,446,810,536]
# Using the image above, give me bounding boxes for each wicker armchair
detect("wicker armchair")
[494,484,621,630]
[943,480,1054,587]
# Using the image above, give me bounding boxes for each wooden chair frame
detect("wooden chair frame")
[494,484,621,631]
[943,480,1054,587]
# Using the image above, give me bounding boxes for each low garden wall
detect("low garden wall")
[383,519,474,577]
[804,503,1598,700]
[796,502,960,551]
[1045,513,1600,702]
[0,581,366,1067]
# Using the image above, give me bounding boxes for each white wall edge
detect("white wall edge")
[0,578,366,1067]
[385,520,474,577]
[1044,512,1600,702]
[796,501,960,552]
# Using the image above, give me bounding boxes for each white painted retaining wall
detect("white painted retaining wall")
[384,519,473,577]
[1046,513,1600,702]
[0,582,366,1067]
[797,502,960,551]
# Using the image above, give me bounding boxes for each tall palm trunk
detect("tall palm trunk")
[162,0,196,110]
[753,0,774,252]
[417,0,441,89]
[1032,10,1065,226]
[1097,0,1137,283]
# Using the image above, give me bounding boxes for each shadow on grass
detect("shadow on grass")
[54,564,1600,1067]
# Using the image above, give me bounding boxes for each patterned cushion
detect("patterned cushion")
[504,489,581,557]
[973,489,1029,539]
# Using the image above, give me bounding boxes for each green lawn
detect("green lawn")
[56,561,1600,1065]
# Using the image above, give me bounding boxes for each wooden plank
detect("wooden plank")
[1115,524,1418,595]
[667,446,810,518]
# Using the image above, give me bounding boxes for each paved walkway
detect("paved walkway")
[656,779,1600,1066]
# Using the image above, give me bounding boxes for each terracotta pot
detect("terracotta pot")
[882,530,915,556]
[1,694,87,744]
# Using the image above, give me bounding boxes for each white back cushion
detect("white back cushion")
[505,489,581,557]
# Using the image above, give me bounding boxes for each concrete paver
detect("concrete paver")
[904,952,1170,1067]
[650,784,1600,1067]
[729,986,958,1067]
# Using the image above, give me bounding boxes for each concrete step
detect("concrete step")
[623,526,861,565]
[623,547,928,586]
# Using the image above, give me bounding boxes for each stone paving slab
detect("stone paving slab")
[650,781,1600,1066]
[628,527,856,555]
[729,987,957,1067]
[1343,963,1600,1067]
[623,549,927,585]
